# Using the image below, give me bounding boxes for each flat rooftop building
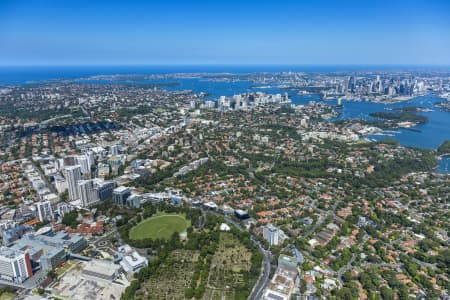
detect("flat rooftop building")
[82,259,121,282]
[9,231,87,272]
[0,247,33,284]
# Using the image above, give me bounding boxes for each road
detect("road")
[249,238,272,300]
[303,200,343,238]
[337,234,369,284]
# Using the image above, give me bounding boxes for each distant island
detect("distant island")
[437,140,450,155]
[392,106,433,112]
[369,111,429,124]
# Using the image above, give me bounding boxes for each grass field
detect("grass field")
[130,214,190,240]
[0,293,16,300]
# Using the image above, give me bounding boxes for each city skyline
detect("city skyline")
[1,0,450,66]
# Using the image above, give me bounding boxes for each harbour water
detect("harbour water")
[1,66,449,172]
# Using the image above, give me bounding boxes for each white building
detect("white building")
[120,252,148,273]
[111,144,120,156]
[56,202,73,217]
[76,155,90,175]
[97,163,110,178]
[65,165,82,201]
[82,260,120,282]
[36,201,53,222]
[0,247,32,283]
[78,180,99,207]
[117,244,148,273]
[263,223,280,246]
[54,176,67,194]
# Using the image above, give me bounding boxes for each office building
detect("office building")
[120,251,148,273]
[112,186,131,206]
[94,179,115,201]
[65,165,82,201]
[126,193,142,208]
[0,247,32,283]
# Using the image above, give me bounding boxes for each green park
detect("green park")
[129,213,190,240]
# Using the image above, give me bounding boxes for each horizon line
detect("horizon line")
[1,63,450,68]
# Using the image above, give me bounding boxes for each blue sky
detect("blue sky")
[0,0,450,66]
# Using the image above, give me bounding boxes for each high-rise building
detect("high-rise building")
[56,202,73,217]
[263,223,279,246]
[65,165,82,201]
[54,175,67,194]
[78,180,99,207]
[36,201,53,222]
[93,179,115,201]
[112,186,131,206]
[0,247,32,283]
[85,150,95,167]
[76,155,90,175]
[111,144,120,156]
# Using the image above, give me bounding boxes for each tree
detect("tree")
[48,269,57,280]
[61,210,79,228]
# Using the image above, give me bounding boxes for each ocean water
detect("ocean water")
[438,156,450,173]
[0,66,449,170]
[1,65,447,84]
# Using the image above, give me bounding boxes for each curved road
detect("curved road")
[249,238,272,300]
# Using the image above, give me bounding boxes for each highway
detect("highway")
[249,238,272,300]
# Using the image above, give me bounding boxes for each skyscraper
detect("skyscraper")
[94,179,115,201]
[76,155,90,175]
[78,180,99,207]
[65,165,82,201]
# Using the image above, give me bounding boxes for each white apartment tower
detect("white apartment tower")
[76,155,90,175]
[36,201,53,222]
[263,223,280,246]
[78,180,99,207]
[65,165,82,201]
